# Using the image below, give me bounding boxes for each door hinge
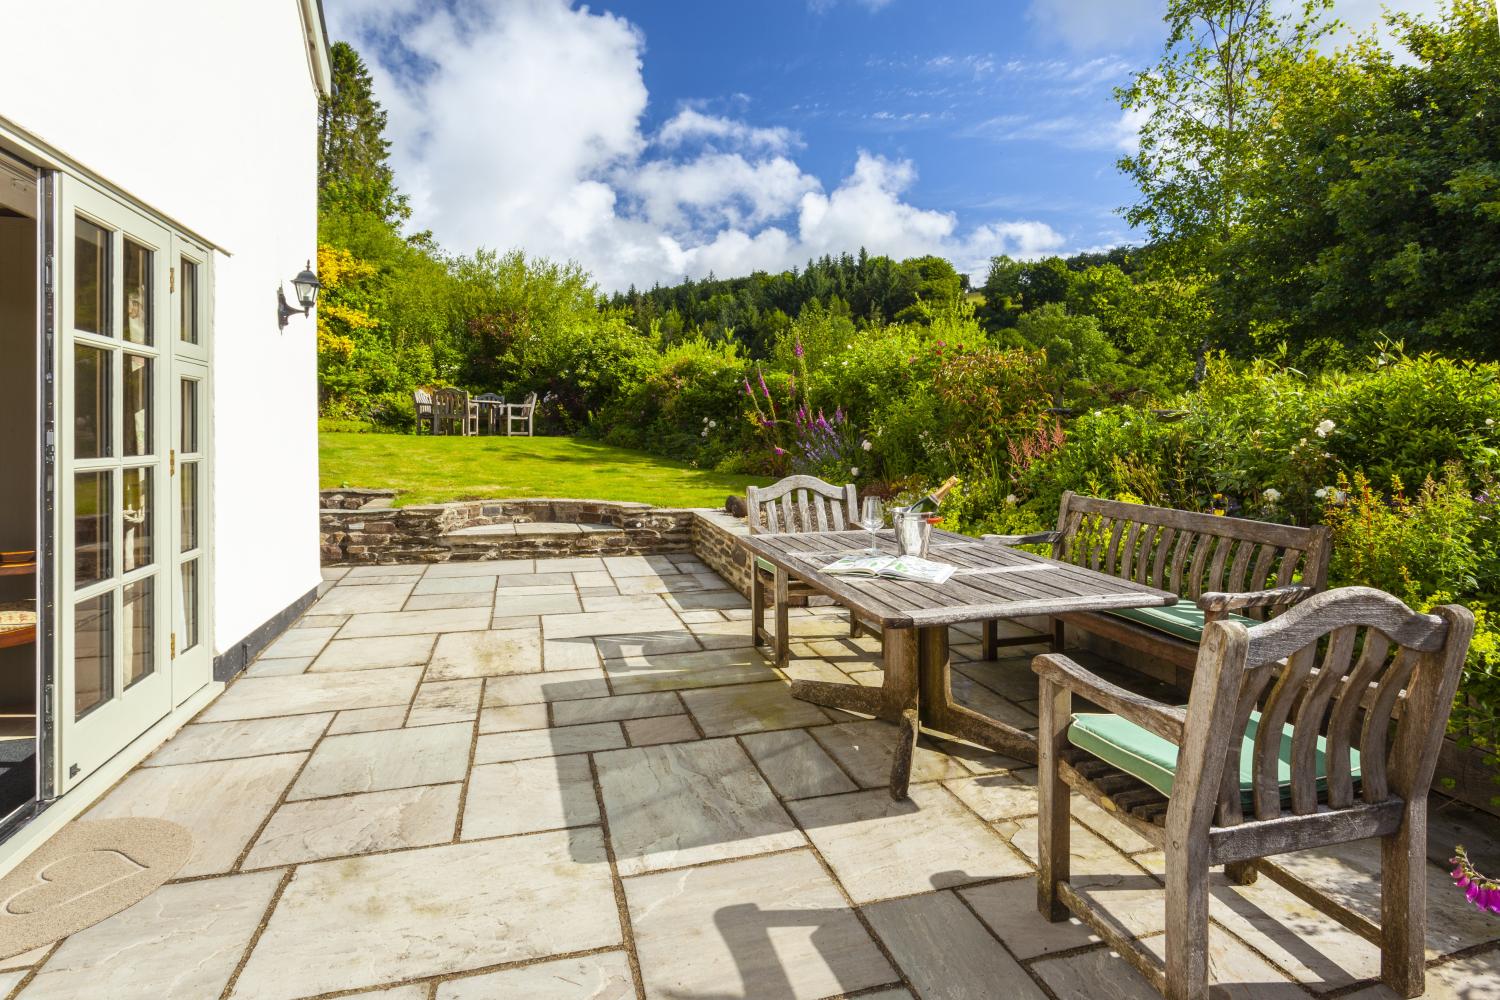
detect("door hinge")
[170,266,175,293]
[169,449,176,476]
[170,633,177,659]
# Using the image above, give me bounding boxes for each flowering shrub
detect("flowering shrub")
[1451,847,1500,915]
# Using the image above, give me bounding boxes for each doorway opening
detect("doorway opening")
[0,151,41,825]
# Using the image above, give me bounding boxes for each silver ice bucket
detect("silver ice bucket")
[892,509,933,558]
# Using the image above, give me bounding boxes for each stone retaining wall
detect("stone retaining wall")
[322,497,714,566]
[691,509,753,598]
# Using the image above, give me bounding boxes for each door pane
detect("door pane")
[123,238,153,345]
[74,593,113,718]
[123,579,154,687]
[74,345,111,459]
[75,471,112,587]
[123,354,152,456]
[74,217,110,336]
[123,467,153,571]
[179,257,199,344]
[180,559,199,652]
[180,378,198,453]
[180,460,198,552]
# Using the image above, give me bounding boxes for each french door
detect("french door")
[54,177,210,791]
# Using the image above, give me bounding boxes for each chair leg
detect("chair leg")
[773,568,791,668]
[1051,617,1066,652]
[1163,844,1212,1000]
[1037,678,1072,922]
[750,573,766,647]
[1380,807,1428,998]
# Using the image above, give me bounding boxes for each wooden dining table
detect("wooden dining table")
[740,527,1177,799]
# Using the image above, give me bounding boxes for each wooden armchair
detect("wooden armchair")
[430,387,474,436]
[745,475,861,667]
[412,389,434,434]
[1033,586,1475,1000]
[985,492,1331,682]
[506,392,537,436]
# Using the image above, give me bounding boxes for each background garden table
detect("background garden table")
[741,528,1177,799]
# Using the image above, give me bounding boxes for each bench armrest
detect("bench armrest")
[1032,652,1186,745]
[982,530,1060,547]
[1197,585,1313,619]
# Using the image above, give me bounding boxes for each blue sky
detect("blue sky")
[326,0,1431,291]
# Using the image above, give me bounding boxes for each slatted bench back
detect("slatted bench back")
[1051,492,1331,619]
[1190,588,1472,828]
[746,475,858,535]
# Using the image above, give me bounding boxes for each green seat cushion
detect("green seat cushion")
[1105,602,1256,644]
[755,555,777,575]
[1068,710,1360,807]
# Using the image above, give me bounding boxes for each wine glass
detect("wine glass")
[860,497,884,554]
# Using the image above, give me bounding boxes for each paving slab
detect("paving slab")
[864,889,1048,1000]
[481,667,612,706]
[245,783,461,869]
[941,773,1038,821]
[462,755,599,839]
[543,608,684,639]
[474,721,626,764]
[260,625,339,660]
[551,691,684,726]
[437,952,634,1000]
[310,584,414,616]
[198,667,422,723]
[603,646,779,695]
[740,729,858,800]
[810,719,971,788]
[310,633,436,672]
[624,714,700,745]
[477,703,550,733]
[405,591,494,611]
[626,849,895,1000]
[338,606,492,638]
[289,723,471,800]
[231,830,621,1000]
[87,753,305,876]
[244,656,313,677]
[428,629,543,679]
[329,705,410,735]
[596,738,805,875]
[496,592,584,616]
[407,679,483,726]
[412,575,498,596]
[19,870,282,1000]
[680,681,831,736]
[424,559,533,577]
[144,714,331,767]
[593,630,703,659]
[789,784,1031,903]
[544,636,603,670]
[959,877,1102,960]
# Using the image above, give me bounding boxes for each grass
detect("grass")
[319,431,761,508]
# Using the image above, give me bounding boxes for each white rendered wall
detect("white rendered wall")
[0,1,324,654]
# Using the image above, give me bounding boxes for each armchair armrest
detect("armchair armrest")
[982,530,1060,547]
[1032,652,1186,744]
[1197,585,1312,619]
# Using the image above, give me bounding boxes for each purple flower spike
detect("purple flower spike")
[758,371,770,399]
[794,340,804,358]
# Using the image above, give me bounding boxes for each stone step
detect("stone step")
[441,521,622,541]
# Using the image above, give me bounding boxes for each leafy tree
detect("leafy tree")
[1223,0,1500,360]
[1015,304,1124,407]
[1117,0,1335,373]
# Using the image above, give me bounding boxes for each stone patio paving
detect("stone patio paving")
[4,555,1499,999]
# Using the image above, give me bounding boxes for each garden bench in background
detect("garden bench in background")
[1033,586,1475,999]
[745,475,863,666]
[412,388,434,434]
[985,492,1331,682]
[430,387,479,436]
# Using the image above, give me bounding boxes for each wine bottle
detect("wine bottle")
[906,475,958,514]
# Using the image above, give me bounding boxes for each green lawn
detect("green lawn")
[319,432,760,508]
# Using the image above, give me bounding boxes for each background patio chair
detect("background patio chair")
[475,392,504,435]
[745,475,866,666]
[1032,586,1474,1000]
[505,392,537,436]
[412,388,434,434]
[430,387,473,436]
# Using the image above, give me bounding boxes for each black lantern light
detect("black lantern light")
[277,260,322,328]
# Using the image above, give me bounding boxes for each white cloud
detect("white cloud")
[326,0,1063,289]
[1025,0,1163,52]
[656,109,799,154]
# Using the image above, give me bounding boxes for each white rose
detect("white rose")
[1315,488,1328,499]
[1262,488,1281,503]
[1004,494,1018,507]
[1315,419,1335,438]
[708,420,717,429]
[861,440,872,451]
[850,467,860,478]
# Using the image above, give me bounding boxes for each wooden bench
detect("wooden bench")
[985,492,1331,680]
[1034,587,1475,999]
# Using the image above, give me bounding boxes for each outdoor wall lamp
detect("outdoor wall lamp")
[278,261,322,328]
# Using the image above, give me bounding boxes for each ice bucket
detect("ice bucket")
[892,509,933,558]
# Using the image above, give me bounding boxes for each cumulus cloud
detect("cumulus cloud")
[326,0,1062,289]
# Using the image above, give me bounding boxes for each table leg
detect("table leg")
[919,625,1038,766]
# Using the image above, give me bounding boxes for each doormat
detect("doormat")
[0,817,192,959]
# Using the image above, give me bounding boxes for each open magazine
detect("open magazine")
[822,553,955,585]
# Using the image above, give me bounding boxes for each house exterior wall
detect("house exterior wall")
[0,0,326,656]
